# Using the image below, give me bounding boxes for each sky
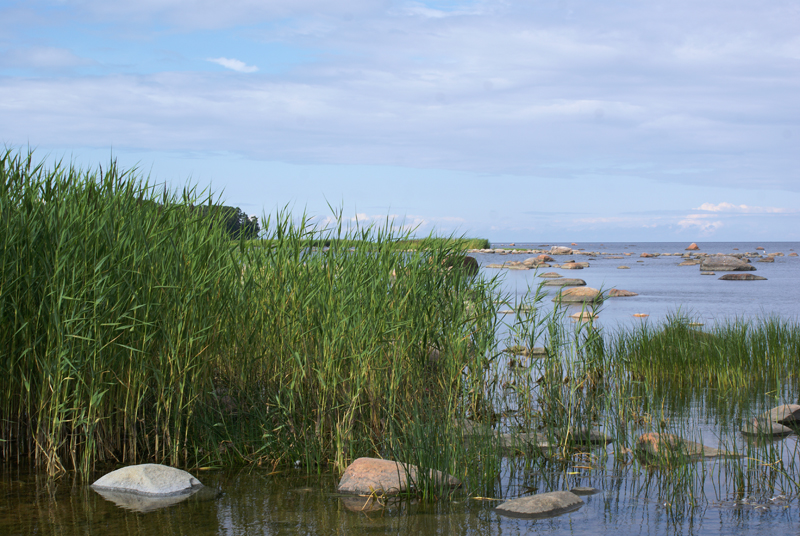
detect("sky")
[1,0,799,242]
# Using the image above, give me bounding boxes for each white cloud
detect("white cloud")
[696,202,790,213]
[207,57,258,73]
[677,214,723,235]
[0,47,92,70]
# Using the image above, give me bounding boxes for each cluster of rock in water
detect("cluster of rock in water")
[88,409,800,518]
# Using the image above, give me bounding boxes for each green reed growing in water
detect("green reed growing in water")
[0,149,499,480]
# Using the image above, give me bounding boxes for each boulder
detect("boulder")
[336,457,460,495]
[608,289,638,297]
[553,287,602,304]
[538,272,562,278]
[570,312,596,321]
[700,256,756,271]
[700,271,715,275]
[550,246,573,255]
[633,313,649,318]
[756,246,765,250]
[686,243,700,250]
[496,491,583,519]
[561,262,584,270]
[790,253,798,257]
[91,464,202,497]
[679,260,702,266]
[541,278,586,287]
[537,254,555,262]
[757,257,775,263]
[640,253,656,258]
[617,266,630,269]
[742,405,800,437]
[635,433,733,462]
[718,274,767,281]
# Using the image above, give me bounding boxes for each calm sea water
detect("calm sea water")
[476,242,800,329]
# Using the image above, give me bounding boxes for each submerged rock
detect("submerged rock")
[496,491,584,519]
[553,287,602,304]
[742,404,800,437]
[718,274,767,281]
[570,486,601,496]
[337,457,460,496]
[635,433,734,462]
[538,272,562,278]
[701,256,756,271]
[617,265,630,269]
[608,289,638,297]
[91,464,203,497]
[541,278,586,287]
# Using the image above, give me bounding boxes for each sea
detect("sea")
[472,241,800,330]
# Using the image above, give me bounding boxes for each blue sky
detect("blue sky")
[2,0,799,241]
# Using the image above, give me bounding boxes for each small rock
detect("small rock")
[635,433,733,462]
[617,265,630,269]
[640,253,656,258]
[541,278,586,287]
[538,272,562,278]
[570,312,597,321]
[553,287,602,304]
[570,487,601,496]
[742,405,800,437]
[608,289,638,297]
[700,271,715,275]
[756,246,765,250]
[757,257,775,263]
[496,491,584,519]
[561,262,584,270]
[790,252,798,257]
[633,313,649,318]
[718,274,767,281]
[337,457,460,496]
[686,243,700,250]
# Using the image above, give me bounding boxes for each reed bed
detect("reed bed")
[0,150,499,483]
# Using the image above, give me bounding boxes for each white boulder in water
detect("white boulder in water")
[92,464,202,496]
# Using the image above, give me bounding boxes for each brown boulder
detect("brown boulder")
[337,458,460,496]
[790,252,798,257]
[635,433,733,462]
[538,272,562,278]
[570,312,597,321]
[553,287,602,304]
[686,243,700,250]
[757,257,775,263]
[550,246,573,255]
[561,262,583,270]
[640,252,656,258]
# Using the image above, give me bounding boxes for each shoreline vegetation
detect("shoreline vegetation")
[3,150,800,510]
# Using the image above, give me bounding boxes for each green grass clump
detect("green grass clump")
[0,150,500,484]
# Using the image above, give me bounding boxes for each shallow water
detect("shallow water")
[2,453,798,536]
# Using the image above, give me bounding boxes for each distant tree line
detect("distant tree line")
[192,205,260,240]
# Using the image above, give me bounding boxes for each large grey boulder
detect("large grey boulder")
[496,491,584,519]
[337,457,460,495]
[742,404,800,437]
[92,464,202,496]
[700,256,756,271]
